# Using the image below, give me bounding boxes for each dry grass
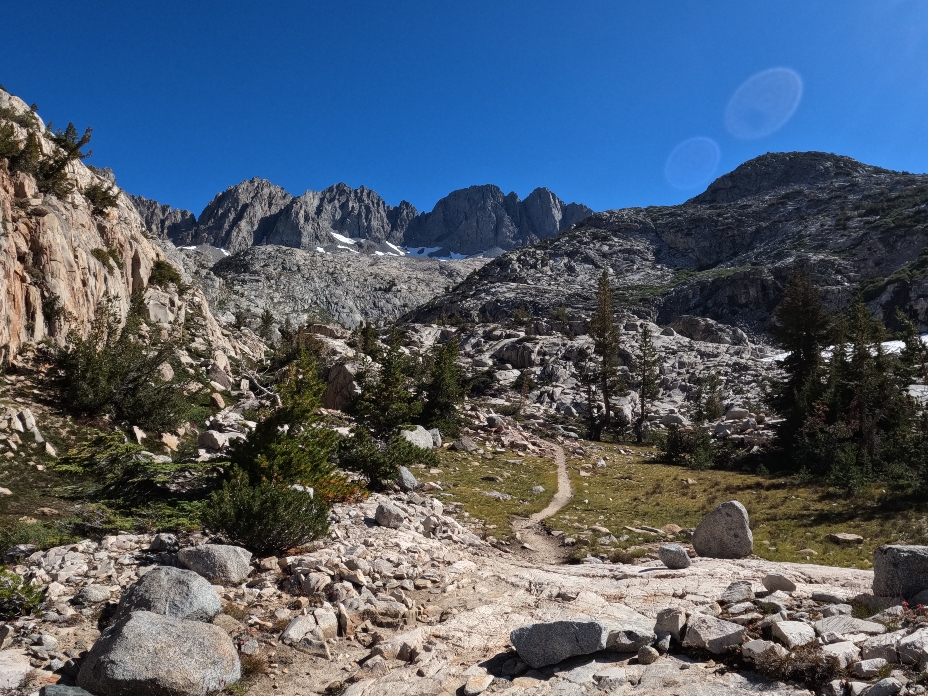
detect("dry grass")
[543,442,928,569]
[432,446,559,540]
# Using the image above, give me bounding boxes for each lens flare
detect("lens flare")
[725,67,803,140]
[664,137,721,189]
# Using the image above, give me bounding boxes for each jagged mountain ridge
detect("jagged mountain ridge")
[131,180,592,256]
[408,152,928,333]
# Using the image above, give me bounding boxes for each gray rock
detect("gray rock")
[428,428,442,447]
[719,580,754,605]
[742,639,788,662]
[863,677,902,696]
[637,645,659,664]
[657,544,691,569]
[452,437,478,452]
[77,611,240,696]
[897,627,928,665]
[821,641,860,669]
[691,500,753,559]
[655,607,686,641]
[813,615,886,636]
[873,545,928,599]
[375,502,406,529]
[178,544,252,585]
[75,585,111,604]
[130,195,196,243]
[762,573,797,593]
[395,466,419,492]
[510,620,609,668]
[853,657,888,677]
[771,621,816,648]
[149,533,179,552]
[40,687,95,696]
[399,425,434,450]
[861,629,906,662]
[681,614,746,654]
[114,566,222,623]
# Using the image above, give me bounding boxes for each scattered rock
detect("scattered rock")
[657,544,691,569]
[75,585,111,605]
[149,532,180,552]
[655,607,686,641]
[827,532,864,545]
[77,611,241,696]
[178,544,253,584]
[771,621,816,648]
[821,641,860,669]
[719,580,754,605]
[399,425,434,450]
[762,573,797,593]
[463,673,494,695]
[637,645,659,664]
[395,466,419,492]
[691,500,753,559]
[210,392,226,409]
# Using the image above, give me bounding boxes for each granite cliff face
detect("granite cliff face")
[132,182,590,257]
[403,184,593,256]
[0,89,241,361]
[409,152,928,333]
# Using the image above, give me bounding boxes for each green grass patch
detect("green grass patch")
[545,442,928,569]
[434,447,559,540]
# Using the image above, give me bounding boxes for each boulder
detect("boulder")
[827,532,864,545]
[149,533,179,552]
[813,615,885,637]
[375,502,406,529]
[77,611,240,696]
[864,678,903,696]
[742,639,788,662]
[428,428,442,447]
[178,544,252,584]
[452,437,478,452]
[41,687,95,696]
[114,566,222,623]
[75,585,111,605]
[682,614,746,654]
[861,629,907,662]
[399,425,434,450]
[691,500,753,559]
[719,580,754,605]
[395,466,419,492]
[510,620,609,668]
[657,544,691,569]
[655,607,686,641]
[873,545,928,599]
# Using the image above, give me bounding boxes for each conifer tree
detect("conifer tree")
[423,338,463,435]
[587,270,624,439]
[632,324,659,443]
[351,327,421,438]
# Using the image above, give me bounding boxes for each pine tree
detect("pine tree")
[423,338,463,435]
[351,327,421,438]
[632,324,660,443]
[587,270,624,439]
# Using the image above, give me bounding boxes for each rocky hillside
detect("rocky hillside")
[132,181,590,257]
[0,88,248,363]
[183,244,486,328]
[410,152,928,333]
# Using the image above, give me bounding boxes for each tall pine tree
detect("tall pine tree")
[587,270,624,439]
[632,324,660,443]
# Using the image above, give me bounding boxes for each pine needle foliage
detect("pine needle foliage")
[350,328,421,438]
[632,323,660,443]
[587,270,626,439]
[422,338,464,435]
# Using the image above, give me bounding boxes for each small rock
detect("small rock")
[822,641,860,669]
[75,585,111,605]
[510,620,609,668]
[827,532,864,545]
[771,621,816,648]
[762,573,797,593]
[463,673,494,695]
[210,393,226,409]
[853,657,888,677]
[657,544,691,569]
[682,614,746,654]
[395,466,419,492]
[114,566,222,623]
[742,639,788,662]
[655,607,686,641]
[637,645,659,664]
[719,580,754,605]
[149,532,180,552]
[864,677,902,696]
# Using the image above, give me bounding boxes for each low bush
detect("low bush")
[148,259,182,289]
[201,475,330,555]
[338,429,438,489]
[0,570,44,620]
[658,425,715,470]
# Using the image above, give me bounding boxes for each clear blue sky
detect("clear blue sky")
[3,1,928,216]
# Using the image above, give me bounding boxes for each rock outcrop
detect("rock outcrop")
[403,184,592,256]
[130,194,196,242]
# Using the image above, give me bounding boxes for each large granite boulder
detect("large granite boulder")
[178,544,252,585]
[873,545,928,599]
[510,620,610,668]
[114,566,222,623]
[691,500,753,559]
[682,614,747,654]
[399,425,434,450]
[77,611,240,695]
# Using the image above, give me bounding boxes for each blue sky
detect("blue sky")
[3,1,928,216]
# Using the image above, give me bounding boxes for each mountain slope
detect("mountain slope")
[408,152,928,332]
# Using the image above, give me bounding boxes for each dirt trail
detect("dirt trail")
[511,441,572,564]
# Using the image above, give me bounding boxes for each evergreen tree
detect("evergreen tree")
[350,327,421,438]
[587,270,624,439]
[690,370,724,425]
[258,309,275,341]
[632,324,660,443]
[422,338,463,435]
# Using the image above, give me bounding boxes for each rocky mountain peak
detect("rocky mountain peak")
[192,177,293,252]
[691,151,888,205]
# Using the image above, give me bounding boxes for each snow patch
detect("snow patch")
[330,232,357,246]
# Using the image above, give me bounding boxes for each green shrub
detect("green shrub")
[0,122,20,160]
[83,180,118,215]
[337,429,438,489]
[0,570,44,620]
[201,475,330,555]
[658,425,715,469]
[148,259,182,289]
[90,247,121,273]
[55,294,191,430]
